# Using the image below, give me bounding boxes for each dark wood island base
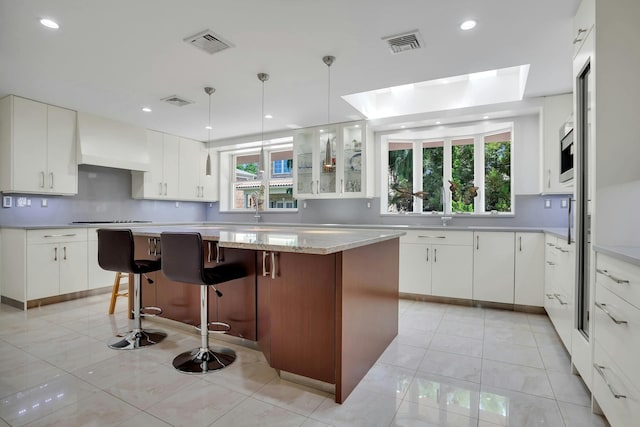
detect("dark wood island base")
[131,229,400,403]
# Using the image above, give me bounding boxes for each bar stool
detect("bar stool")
[161,232,246,373]
[97,229,167,350]
[108,272,129,315]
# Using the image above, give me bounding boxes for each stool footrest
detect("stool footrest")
[139,306,163,317]
[195,321,231,334]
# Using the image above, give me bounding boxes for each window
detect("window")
[231,147,297,211]
[385,124,513,215]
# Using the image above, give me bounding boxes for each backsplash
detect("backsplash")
[0,165,570,228]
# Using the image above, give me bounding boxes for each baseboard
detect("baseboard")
[400,293,545,314]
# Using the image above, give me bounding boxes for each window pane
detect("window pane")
[269,150,295,209]
[388,142,413,213]
[484,132,511,212]
[451,138,475,212]
[234,155,260,209]
[422,141,444,212]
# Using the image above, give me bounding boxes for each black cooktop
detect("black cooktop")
[70,220,152,224]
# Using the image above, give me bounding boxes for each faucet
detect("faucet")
[441,216,452,227]
[250,192,261,223]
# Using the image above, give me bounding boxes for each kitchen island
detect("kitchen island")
[129,224,403,403]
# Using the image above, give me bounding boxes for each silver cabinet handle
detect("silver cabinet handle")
[216,245,224,263]
[547,169,551,189]
[476,235,479,250]
[555,246,569,253]
[573,28,588,45]
[546,261,556,266]
[207,241,213,263]
[594,364,627,399]
[596,269,630,284]
[340,179,344,194]
[546,242,555,247]
[554,293,568,305]
[54,247,58,261]
[270,252,278,279]
[434,248,437,263]
[63,246,67,260]
[262,251,269,277]
[418,235,446,239]
[426,248,429,262]
[316,180,320,194]
[44,233,77,238]
[519,236,522,252]
[595,302,628,325]
[546,293,554,299]
[40,171,45,188]
[164,183,168,195]
[49,172,54,189]
[159,183,163,195]
[201,186,204,197]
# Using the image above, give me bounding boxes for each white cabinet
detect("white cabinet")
[87,228,116,290]
[0,95,77,195]
[473,232,515,304]
[179,137,217,201]
[541,94,573,194]
[572,0,594,58]
[398,230,473,299]
[543,234,575,352]
[294,120,370,199]
[132,130,180,199]
[515,232,545,306]
[25,229,88,300]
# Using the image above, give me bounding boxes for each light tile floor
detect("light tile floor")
[0,296,609,426]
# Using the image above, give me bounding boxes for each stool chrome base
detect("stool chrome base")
[172,346,236,373]
[108,328,167,350]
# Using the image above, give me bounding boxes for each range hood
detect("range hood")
[77,112,150,171]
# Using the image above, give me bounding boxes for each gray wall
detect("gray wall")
[0,165,207,226]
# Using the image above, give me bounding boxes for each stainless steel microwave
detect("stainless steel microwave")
[560,128,574,183]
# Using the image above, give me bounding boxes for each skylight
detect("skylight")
[342,64,530,120]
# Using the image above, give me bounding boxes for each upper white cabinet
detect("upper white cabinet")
[0,95,77,195]
[132,130,179,199]
[572,0,594,58]
[514,232,545,306]
[540,94,573,194]
[473,232,515,304]
[294,120,372,199]
[179,137,217,202]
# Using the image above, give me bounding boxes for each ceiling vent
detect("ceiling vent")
[184,29,233,55]
[382,30,423,54]
[161,95,194,107]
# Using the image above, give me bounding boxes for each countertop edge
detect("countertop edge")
[594,245,640,267]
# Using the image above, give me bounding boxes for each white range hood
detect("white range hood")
[77,112,150,171]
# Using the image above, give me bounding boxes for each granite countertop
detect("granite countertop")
[130,224,406,255]
[594,245,640,267]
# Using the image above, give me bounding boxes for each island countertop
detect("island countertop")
[129,224,405,255]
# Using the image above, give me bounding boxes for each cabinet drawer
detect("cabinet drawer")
[401,230,472,245]
[593,343,640,427]
[27,228,87,244]
[594,285,640,387]
[596,253,640,309]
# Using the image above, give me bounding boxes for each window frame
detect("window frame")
[383,123,514,216]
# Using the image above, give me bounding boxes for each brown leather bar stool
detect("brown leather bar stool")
[161,232,246,373]
[97,229,167,350]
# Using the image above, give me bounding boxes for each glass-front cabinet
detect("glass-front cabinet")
[294,120,366,199]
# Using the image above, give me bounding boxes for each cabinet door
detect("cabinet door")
[87,238,115,290]
[162,134,180,199]
[541,94,573,194]
[399,243,431,295]
[13,97,47,193]
[340,123,364,196]
[515,233,545,306]
[143,130,165,197]
[26,244,59,300]
[431,245,473,299]
[294,128,315,197]
[178,138,202,200]
[46,105,77,194]
[59,241,88,294]
[200,148,218,201]
[473,232,515,304]
[318,126,338,195]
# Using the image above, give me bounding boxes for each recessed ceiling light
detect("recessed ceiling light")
[141,107,152,112]
[460,20,477,31]
[264,114,273,119]
[319,129,325,133]
[400,125,406,129]
[483,115,489,119]
[435,121,441,125]
[40,18,59,29]
[205,125,212,130]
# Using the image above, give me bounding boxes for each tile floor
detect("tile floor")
[0,296,609,426]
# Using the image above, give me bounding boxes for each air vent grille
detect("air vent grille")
[382,30,423,54]
[184,29,233,55]
[161,95,194,107]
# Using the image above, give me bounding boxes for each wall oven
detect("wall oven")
[559,127,574,183]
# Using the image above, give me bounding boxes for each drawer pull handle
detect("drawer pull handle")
[44,233,77,238]
[573,29,588,45]
[554,293,568,305]
[546,261,556,266]
[545,293,554,300]
[546,242,555,247]
[595,302,628,325]
[417,235,446,239]
[594,364,627,399]
[596,269,630,284]
[554,247,569,253]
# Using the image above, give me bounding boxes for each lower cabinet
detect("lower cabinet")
[515,232,545,306]
[543,234,575,351]
[431,244,473,299]
[87,227,117,290]
[473,232,515,304]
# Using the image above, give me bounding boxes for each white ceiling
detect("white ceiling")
[0,0,579,142]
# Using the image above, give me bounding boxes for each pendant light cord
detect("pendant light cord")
[327,63,331,123]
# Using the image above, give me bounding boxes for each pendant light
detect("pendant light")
[323,55,335,169]
[204,86,215,176]
[257,72,269,176]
